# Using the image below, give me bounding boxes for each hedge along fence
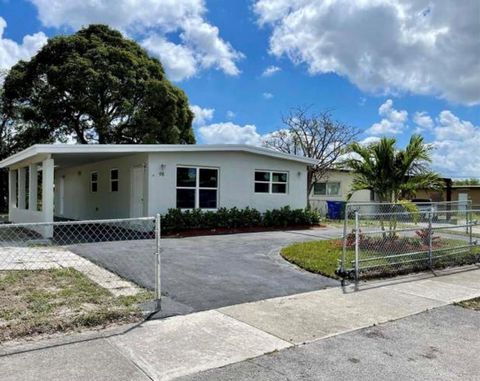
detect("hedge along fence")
[161,206,321,234]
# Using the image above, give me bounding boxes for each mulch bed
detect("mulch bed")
[163,224,326,238]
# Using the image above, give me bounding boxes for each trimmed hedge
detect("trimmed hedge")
[161,206,320,234]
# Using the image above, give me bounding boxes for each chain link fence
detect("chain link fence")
[338,205,479,280]
[0,216,162,340]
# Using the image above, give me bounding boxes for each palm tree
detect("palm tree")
[345,135,442,235]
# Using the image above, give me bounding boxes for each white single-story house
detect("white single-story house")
[309,169,373,214]
[0,144,317,228]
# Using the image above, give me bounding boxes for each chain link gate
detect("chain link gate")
[0,215,162,339]
[338,201,479,281]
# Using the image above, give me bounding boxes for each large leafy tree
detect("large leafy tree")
[2,24,195,145]
[345,135,442,203]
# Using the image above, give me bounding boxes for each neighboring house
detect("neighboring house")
[309,169,373,214]
[0,144,317,229]
[450,184,480,207]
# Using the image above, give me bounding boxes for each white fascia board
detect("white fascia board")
[0,144,318,168]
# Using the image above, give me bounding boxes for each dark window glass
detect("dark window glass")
[176,189,195,208]
[255,183,269,193]
[314,183,326,195]
[199,169,218,188]
[199,190,217,208]
[272,172,287,183]
[110,169,118,180]
[177,167,196,187]
[91,172,98,182]
[255,171,270,182]
[111,181,119,192]
[91,182,98,193]
[272,184,287,194]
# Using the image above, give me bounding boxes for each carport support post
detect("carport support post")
[154,214,161,310]
[8,169,17,221]
[28,164,38,211]
[41,158,55,238]
[17,168,26,209]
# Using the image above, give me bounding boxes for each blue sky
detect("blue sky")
[0,0,479,178]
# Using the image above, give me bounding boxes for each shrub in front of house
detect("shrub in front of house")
[161,206,320,234]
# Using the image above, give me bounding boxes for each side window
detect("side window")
[90,171,98,193]
[254,171,288,194]
[254,171,270,193]
[110,169,119,192]
[313,182,341,196]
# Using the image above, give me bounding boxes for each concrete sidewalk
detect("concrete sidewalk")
[1,266,479,381]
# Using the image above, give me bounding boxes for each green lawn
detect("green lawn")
[0,269,152,342]
[281,239,347,279]
[281,238,480,280]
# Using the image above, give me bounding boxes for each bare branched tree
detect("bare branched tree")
[263,106,359,205]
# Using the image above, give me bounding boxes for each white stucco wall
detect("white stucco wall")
[147,151,309,214]
[309,170,372,214]
[53,150,309,220]
[54,154,148,220]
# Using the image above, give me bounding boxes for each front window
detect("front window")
[254,171,288,194]
[313,182,341,196]
[110,169,119,192]
[176,167,218,209]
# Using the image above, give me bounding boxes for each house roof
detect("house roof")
[0,144,318,169]
[451,184,480,189]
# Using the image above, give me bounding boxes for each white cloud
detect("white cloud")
[198,122,263,145]
[262,65,281,77]
[142,36,197,81]
[29,0,242,81]
[253,0,480,105]
[429,111,480,177]
[189,105,214,126]
[263,92,274,99]
[226,110,236,119]
[366,99,408,135]
[359,136,381,146]
[0,17,47,71]
[413,111,434,131]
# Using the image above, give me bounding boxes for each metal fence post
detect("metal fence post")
[341,204,348,272]
[468,210,473,253]
[155,213,161,310]
[354,211,359,282]
[428,207,433,270]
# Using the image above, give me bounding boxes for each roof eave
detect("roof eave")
[0,144,318,168]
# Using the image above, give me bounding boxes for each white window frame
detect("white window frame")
[90,171,98,193]
[176,166,219,209]
[313,181,341,196]
[110,168,119,193]
[254,170,288,194]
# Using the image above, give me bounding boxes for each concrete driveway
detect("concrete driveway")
[69,228,341,316]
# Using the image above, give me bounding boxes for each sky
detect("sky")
[0,0,479,178]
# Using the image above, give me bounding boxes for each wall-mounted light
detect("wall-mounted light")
[159,164,166,177]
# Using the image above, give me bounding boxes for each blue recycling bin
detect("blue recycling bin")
[326,201,345,219]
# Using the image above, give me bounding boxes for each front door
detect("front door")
[130,166,145,217]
